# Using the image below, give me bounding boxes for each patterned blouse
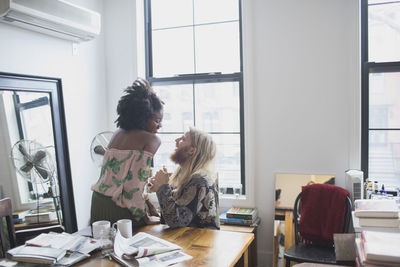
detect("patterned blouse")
[91,149,153,221]
[156,174,220,229]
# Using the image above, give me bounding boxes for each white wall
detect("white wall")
[248,0,360,266]
[0,0,108,229]
[103,0,138,131]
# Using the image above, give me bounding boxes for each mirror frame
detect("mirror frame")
[0,72,77,233]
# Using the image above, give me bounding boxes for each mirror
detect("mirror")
[0,72,77,233]
[273,173,335,267]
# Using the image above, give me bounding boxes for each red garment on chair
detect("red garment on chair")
[298,184,349,245]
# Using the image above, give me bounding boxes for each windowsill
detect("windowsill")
[219,194,247,200]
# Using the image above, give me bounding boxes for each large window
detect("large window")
[144,0,245,194]
[361,0,400,188]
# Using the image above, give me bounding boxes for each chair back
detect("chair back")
[292,184,352,246]
[0,198,16,257]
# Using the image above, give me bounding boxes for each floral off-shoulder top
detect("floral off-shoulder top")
[91,149,153,221]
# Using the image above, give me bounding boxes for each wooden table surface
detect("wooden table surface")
[76,224,254,267]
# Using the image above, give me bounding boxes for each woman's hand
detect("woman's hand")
[148,167,169,192]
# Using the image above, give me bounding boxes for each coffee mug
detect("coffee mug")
[92,220,111,240]
[112,219,132,238]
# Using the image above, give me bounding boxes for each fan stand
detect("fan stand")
[48,179,62,227]
[31,178,62,227]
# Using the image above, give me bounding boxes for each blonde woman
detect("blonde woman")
[148,127,220,229]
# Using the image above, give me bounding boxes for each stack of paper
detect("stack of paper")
[7,232,102,265]
[354,199,400,228]
[355,231,400,266]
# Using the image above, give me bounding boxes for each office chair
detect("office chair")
[0,198,16,257]
[283,184,352,267]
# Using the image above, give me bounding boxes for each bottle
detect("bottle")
[374,181,379,193]
[364,178,369,199]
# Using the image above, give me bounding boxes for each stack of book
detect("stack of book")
[12,209,30,224]
[355,231,400,266]
[219,207,260,226]
[25,211,58,224]
[354,199,400,228]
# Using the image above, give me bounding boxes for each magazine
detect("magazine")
[112,230,192,266]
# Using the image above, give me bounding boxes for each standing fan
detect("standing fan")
[90,131,113,166]
[10,139,61,224]
[11,139,55,185]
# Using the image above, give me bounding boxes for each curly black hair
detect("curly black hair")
[115,78,163,130]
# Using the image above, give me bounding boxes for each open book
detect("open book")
[25,232,103,254]
[112,230,192,267]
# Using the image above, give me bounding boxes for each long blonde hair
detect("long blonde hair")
[169,127,217,196]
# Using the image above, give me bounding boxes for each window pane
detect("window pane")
[195,82,240,132]
[18,92,47,103]
[194,0,238,24]
[152,27,194,77]
[369,72,400,128]
[153,84,194,132]
[195,22,240,74]
[21,105,54,147]
[151,0,192,29]
[153,134,181,174]
[211,134,241,188]
[369,130,400,187]
[368,2,400,62]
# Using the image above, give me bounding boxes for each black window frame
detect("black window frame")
[143,0,246,194]
[361,0,400,182]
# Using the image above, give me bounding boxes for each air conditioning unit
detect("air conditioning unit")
[0,0,101,42]
[345,169,364,203]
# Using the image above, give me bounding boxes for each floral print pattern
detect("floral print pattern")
[156,174,220,229]
[91,149,153,221]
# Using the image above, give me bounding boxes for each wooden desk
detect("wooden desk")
[76,224,254,267]
[274,207,295,267]
[14,221,64,246]
[220,224,258,267]
[14,221,59,231]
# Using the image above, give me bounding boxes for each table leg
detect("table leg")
[244,248,249,267]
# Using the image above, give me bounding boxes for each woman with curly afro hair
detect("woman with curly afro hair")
[91,78,164,227]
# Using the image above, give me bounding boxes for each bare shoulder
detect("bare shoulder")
[142,132,161,154]
[108,129,160,153]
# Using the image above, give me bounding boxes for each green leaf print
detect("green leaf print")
[125,170,133,181]
[136,150,144,162]
[129,207,144,218]
[123,188,140,200]
[98,183,112,193]
[146,156,152,167]
[138,168,150,182]
[112,176,123,187]
[100,156,111,177]
[100,151,134,177]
